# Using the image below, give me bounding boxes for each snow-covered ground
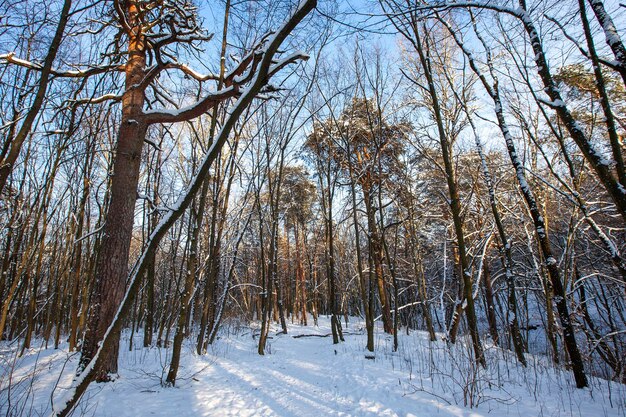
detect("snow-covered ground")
[1,317,624,417]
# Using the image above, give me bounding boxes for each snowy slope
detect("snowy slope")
[1,317,624,417]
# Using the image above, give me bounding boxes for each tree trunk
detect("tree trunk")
[497,88,588,388]
[295,224,307,325]
[412,22,485,366]
[348,164,374,350]
[79,5,147,379]
[482,263,499,346]
[364,188,393,335]
[409,230,436,341]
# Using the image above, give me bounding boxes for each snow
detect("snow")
[142,86,236,119]
[537,98,565,108]
[590,0,626,63]
[2,317,624,417]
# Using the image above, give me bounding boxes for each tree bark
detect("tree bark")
[79,2,148,379]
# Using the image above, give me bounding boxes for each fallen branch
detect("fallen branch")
[292,333,332,338]
[292,331,362,339]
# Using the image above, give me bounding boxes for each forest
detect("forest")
[0,0,625,416]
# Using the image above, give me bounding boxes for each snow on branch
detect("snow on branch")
[0,52,124,77]
[70,93,123,105]
[161,61,221,81]
[143,85,238,124]
[142,32,288,125]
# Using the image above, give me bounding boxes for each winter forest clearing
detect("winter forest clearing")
[0,0,625,415]
[3,318,625,417]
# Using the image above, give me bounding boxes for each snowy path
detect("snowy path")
[1,318,624,416]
